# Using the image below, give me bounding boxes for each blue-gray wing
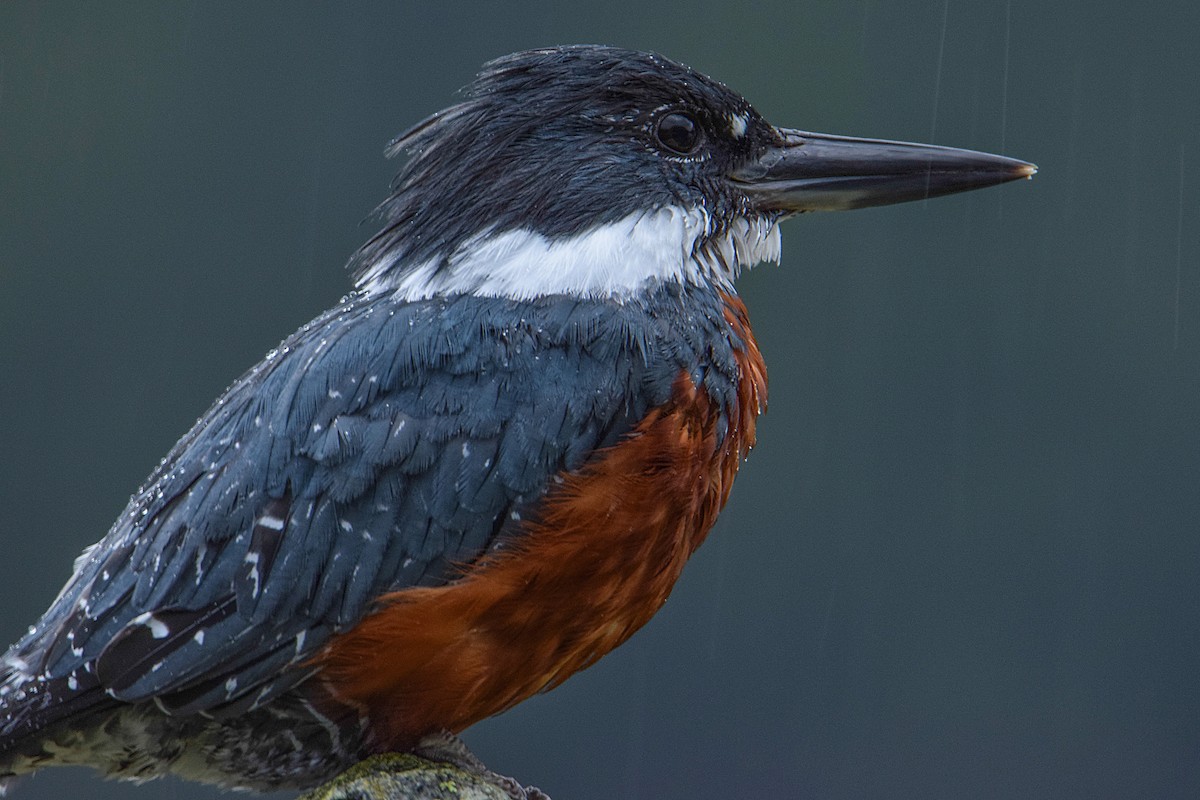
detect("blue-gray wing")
[0,291,681,739]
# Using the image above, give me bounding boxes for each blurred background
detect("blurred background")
[1,2,1198,798]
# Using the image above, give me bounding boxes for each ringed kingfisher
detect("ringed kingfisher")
[0,45,1034,794]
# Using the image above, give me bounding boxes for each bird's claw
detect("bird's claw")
[484,772,551,800]
[415,731,551,800]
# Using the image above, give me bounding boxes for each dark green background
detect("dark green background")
[2,2,1197,798]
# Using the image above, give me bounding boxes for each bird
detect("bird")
[0,45,1034,795]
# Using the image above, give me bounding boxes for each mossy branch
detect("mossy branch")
[297,753,531,800]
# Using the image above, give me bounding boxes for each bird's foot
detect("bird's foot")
[415,731,550,800]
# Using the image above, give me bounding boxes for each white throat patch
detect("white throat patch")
[360,206,781,302]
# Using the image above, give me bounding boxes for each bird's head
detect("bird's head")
[351,45,1034,302]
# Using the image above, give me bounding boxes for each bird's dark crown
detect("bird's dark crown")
[350,45,782,298]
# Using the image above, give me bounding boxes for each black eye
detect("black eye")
[655,112,701,155]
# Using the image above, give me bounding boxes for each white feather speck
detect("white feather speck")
[730,112,749,138]
[132,612,170,639]
[256,514,286,532]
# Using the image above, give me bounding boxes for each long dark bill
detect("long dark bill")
[732,128,1036,213]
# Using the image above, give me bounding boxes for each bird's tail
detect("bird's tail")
[0,663,33,795]
[0,658,94,792]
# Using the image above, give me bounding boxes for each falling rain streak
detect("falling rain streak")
[1001,1,1012,155]
[930,0,948,143]
[1175,144,1185,351]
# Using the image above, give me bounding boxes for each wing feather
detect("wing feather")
[0,290,688,744]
